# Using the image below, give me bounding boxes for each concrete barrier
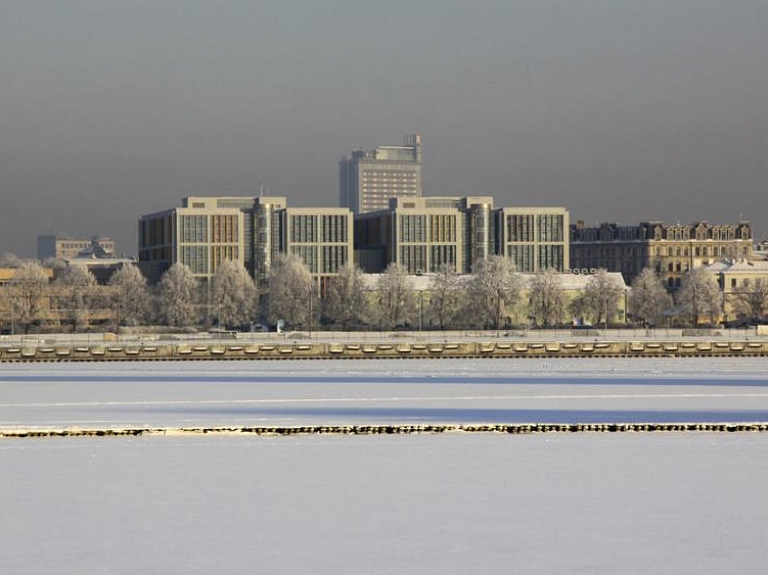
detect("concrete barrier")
[2,339,768,362]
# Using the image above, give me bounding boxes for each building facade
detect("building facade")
[570,221,753,288]
[340,134,422,214]
[355,196,569,274]
[138,197,245,284]
[706,260,768,323]
[37,235,116,260]
[138,196,354,287]
[252,197,354,289]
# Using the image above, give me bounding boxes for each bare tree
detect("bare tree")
[157,263,199,328]
[467,256,522,330]
[582,269,624,328]
[54,265,97,332]
[6,262,50,333]
[375,264,414,329]
[109,264,150,327]
[677,267,723,326]
[732,279,768,322]
[211,260,257,328]
[630,268,673,326]
[267,253,315,329]
[428,264,463,329]
[528,269,566,327]
[323,263,368,329]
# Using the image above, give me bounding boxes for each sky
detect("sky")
[1,1,766,257]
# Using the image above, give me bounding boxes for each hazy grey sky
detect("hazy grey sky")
[1,1,766,256]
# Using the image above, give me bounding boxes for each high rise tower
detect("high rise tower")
[339,134,422,214]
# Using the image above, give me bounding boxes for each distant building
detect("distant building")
[753,239,768,261]
[340,134,422,214]
[355,196,569,274]
[138,196,354,288]
[570,221,753,288]
[37,234,116,260]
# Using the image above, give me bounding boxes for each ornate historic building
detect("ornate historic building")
[570,221,753,288]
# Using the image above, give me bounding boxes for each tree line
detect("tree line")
[2,255,766,334]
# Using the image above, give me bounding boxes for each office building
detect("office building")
[340,134,422,214]
[355,196,569,274]
[138,196,354,287]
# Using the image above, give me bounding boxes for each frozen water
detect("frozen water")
[2,357,768,573]
[2,357,768,430]
[2,433,768,574]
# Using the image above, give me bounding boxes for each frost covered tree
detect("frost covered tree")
[54,265,97,332]
[677,267,723,326]
[6,261,49,333]
[467,256,522,330]
[581,269,624,328]
[375,263,414,329]
[267,253,315,329]
[630,268,673,326]
[211,260,257,328]
[108,264,150,327]
[732,279,768,322]
[0,252,23,268]
[323,263,368,329]
[157,263,199,327]
[428,264,463,329]
[527,269,566,327]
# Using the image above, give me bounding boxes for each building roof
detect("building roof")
[705,260,768,273]
[360,271,626,291]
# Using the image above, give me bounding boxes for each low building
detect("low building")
[358,270,626,329]
[38,234,116,260]
[706,260,768,323]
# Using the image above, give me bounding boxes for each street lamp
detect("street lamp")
[308,282,313,339]
[417,291,423,333]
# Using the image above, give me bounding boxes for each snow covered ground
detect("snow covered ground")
[2,358,768,573]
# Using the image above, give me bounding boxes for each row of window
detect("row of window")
[289,215,349,243]
[399,215,459,243]
[507,245,565,273]
[289,246,348,274]
[654,228,745,241]
[506,215,565,242]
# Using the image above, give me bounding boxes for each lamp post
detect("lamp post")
[418,291,423,333]
[308,282,313,339]
[114,286,121,340]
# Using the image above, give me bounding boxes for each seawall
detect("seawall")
[1,339,768,362]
